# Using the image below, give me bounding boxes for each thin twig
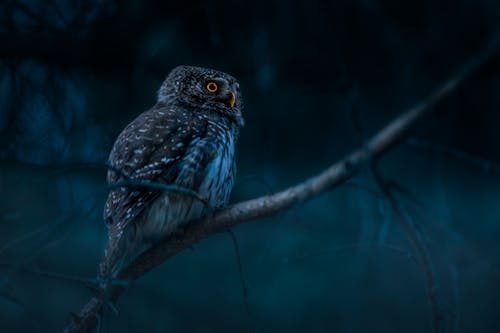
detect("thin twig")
[63,35,500,333]
[108,180,209,207]
[406,137,500,175]
[371,163,444,333]
[227,229,250,315]
[0,263,96,287]
[12,0,59,32]
[283,242,417,265]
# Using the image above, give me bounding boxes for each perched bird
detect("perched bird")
[100,65,244,278]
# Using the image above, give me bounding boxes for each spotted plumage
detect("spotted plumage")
[100,65,244,278]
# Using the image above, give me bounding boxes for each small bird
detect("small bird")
[100,65,244,278]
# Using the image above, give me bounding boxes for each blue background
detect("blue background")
[0,1,499,332]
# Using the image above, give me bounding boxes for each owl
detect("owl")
[99,65,244,278]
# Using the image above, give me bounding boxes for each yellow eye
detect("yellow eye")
[206,82,218,93]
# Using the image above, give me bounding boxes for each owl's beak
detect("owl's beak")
[224,90,244,126]
[227,91,236,108]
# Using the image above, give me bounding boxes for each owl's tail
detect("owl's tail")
[99,223,140,282]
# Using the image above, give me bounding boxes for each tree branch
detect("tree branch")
[63,35,500,333]
[371,163,444,333]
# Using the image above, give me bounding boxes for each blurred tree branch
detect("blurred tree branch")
[371,162,444,332]
[63,35,500,333]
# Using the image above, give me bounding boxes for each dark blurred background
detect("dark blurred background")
[0,1,499,332]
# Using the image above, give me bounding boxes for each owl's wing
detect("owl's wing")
[103,106,210,230]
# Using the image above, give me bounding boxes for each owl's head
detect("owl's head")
[158,65,244,126]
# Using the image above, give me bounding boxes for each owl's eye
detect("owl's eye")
[206,82,218,93]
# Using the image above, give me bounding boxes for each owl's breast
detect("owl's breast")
[198,125,236,208]
[132,114,239,242]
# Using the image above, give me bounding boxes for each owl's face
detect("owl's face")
[158,65,244,126]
